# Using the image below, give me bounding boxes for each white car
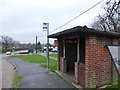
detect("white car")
[51,48,58,52]
[6,51,11,55]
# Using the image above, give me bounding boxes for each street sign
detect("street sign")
[108,45,120,76]
[43,22,50,70]
[43,23,49,31]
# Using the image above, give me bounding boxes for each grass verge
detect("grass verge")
[10,55,57,72]
[10,55,46,63]
[49,54,58,58]
[40,58,57,72]
[13,75,23,88]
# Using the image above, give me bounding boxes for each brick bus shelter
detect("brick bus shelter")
[48,26,120,88]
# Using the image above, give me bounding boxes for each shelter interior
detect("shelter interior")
[60,37,85,76]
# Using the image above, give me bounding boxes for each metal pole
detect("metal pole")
[46,23,49,70]
[36,36,37,54]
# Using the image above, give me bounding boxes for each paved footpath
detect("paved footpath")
[1,54,15,89]
[9,58,76,88]
[0,55,2,89]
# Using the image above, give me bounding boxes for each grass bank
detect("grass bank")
[10,55,57,72]
[49,53,58,58]
[40,58,57,72]
[13,75,23,88]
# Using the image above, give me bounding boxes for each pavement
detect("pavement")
[9,57,76,88]
[0,55,2,89]
[1,54,16,89]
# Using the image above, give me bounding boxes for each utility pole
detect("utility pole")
[36,36,37,54]
[43,22,49,70]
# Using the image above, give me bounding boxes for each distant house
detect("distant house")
[51,40,58,52]
[53,40,58,48]
[48,26,120,88]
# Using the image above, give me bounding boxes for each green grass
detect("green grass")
[0,48,2,53]
[13,75,23,88]
[49,54,58,58]
[10,55,46,63]
[10,55,57,72]
[49,58,57,72]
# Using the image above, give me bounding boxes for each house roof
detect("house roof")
[48,26,120,38]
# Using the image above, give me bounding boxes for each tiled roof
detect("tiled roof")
[48,26,120,38]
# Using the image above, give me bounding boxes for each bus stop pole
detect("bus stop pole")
[46,23,49,70]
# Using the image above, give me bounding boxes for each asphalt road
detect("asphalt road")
[9,57,75,88]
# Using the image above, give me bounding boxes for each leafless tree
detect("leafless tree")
[1,35,19,52]
[91,0,120,33]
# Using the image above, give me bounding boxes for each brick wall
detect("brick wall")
[85,36,97,88]
[58,35,119,88]
[95,37,112,87]
[79,63,85,87]
[85,35,119,88]
[74,62,85,87]
[60,57,67,73]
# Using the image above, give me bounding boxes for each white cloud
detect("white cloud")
[0,0,105,43]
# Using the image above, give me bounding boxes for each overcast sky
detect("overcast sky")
[0,0,106,44]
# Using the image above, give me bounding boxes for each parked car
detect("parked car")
[6,51,11,55]
[19,50,29,54]
[51,47,58,52]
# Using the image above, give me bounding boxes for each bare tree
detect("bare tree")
[1,35,19,52]
[1,36,10,51]
[91,0,120,33]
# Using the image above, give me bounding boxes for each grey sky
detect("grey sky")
[0,0,105,44]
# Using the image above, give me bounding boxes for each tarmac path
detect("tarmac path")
[1,54,15,89]
[9,57,75,88]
